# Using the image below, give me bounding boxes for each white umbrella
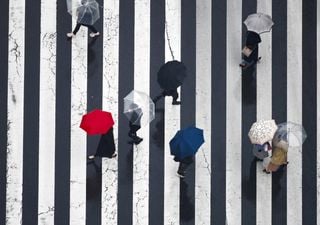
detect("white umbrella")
[248,119,278,145]
[244,13,274,34]
[66,0,100,25]
[273,122,307,148]
[123,90,155,126]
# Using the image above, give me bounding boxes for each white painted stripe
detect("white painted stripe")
[69,22,88,225]
[287,0,303,224]
[195,0,211,224]
[226,0,242,224]
[317,1,320,224]
[37,0,56,224]
[256,1,272,225]
[164,0,181,224]
[6,0,25,224]
[101,0,119,224]
[132,1,150,224]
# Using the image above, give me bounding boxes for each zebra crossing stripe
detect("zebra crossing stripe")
[164,0,181,224]
[69,21,88,225]
[226,0,242,224]
[287,0,303,224]
[256,1,272,225]
[6,0,25,224]
[132,0,151,224]
[37,0,57,223]
[101,0,119,223]
[195,0,211,224]
[317,1,320,224]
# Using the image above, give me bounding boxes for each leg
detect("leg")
[72,23,82,35]
[171,89,181,105]
[177,162,188,178]
[86,25,98,33]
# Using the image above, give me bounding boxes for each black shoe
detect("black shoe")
[172,100,181,105]
[133,137,143,145]
[177,171,185,178]
[263,169,270,174]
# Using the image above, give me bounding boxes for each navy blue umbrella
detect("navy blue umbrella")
[169,126,204,160]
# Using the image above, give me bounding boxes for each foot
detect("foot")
[111,153,117,158]
[89,32,100,38]
[177,172,185,178]
[67,32,75,38]
[263,169,270,174]
[172,100,181,105]
[239,63,246,68]
[133,137,143,145]
[88,155,95,160]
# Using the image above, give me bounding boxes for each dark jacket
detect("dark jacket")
[95,128,116,158]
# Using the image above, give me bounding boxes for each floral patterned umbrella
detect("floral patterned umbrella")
[248,119,278,145]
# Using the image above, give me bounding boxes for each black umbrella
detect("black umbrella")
[157,60,187,90]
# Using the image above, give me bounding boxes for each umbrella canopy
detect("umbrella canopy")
[80,109,114,135]
[66,0,100,25]
[123,90,155,126]
[248,119,278,145]
[244,13,274,34]
[169,126,204,160]
[273,121,307,148]
[157,60,187,90]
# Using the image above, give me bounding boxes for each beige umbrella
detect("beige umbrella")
[248,119,278,145]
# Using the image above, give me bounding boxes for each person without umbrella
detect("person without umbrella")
[88,127,117,161]
[67,0,100,38]
[153,60,187,105]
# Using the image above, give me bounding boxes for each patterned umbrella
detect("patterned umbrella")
[248,119,278,145]
[244,13,274,34]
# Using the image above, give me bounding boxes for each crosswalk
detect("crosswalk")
[0,0,319,225]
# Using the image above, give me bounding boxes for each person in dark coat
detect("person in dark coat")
[128,108,143,145]
[67,0,100,38]
[174,155,194,178]
[88,127,117,160]
[239,31,261,69]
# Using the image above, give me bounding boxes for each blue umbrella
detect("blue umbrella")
[169,126,205,160]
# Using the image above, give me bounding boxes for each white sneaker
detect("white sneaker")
[66,32,75,38]
[89,32,100,38]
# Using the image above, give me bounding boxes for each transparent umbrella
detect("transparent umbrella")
[123,90,155,126]
[272,122,307,148]
[66,0,100,25]
[244,13,274,34]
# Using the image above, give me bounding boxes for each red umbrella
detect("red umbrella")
[80,109,114,135]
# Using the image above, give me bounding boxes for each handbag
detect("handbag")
[242,46,253,57]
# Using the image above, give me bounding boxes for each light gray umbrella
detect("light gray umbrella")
[273,122,307,148]
[66,0,100,25]
[244,13,274,34]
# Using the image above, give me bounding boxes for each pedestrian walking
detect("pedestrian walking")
[154,60,187,105]
[88,127,117,160]
[175,155,194,178]
[66,0,100,38]
[240,31,261,69]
